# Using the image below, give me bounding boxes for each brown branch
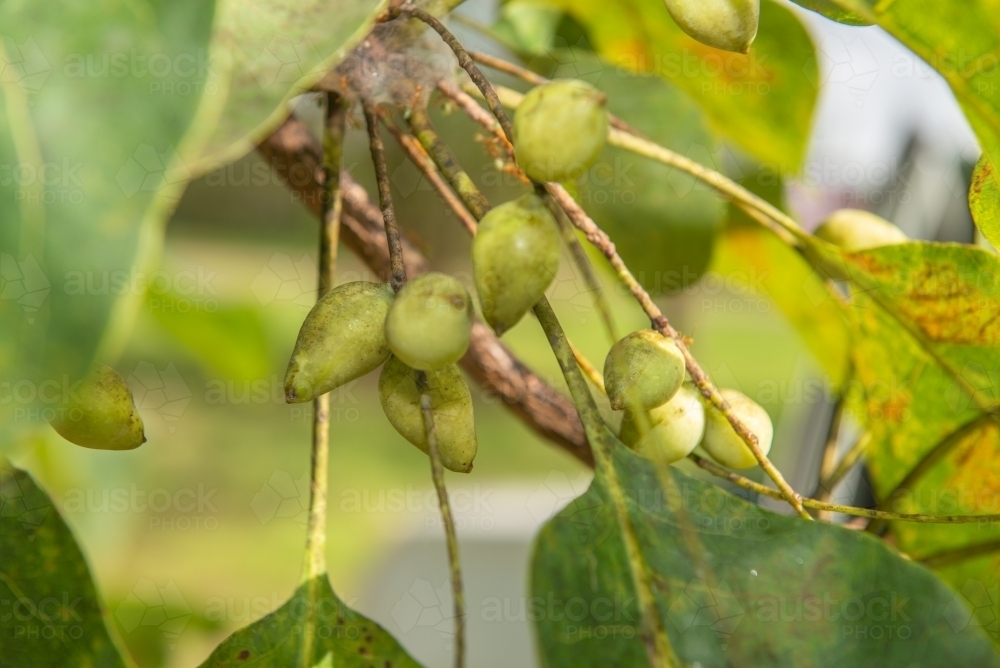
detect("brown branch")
[257,114,591,466]
[363,101,407,292]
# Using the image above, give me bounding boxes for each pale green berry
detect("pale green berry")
[385,273,474,371]
[473,194,561,335]
[814,209,908,252]
[378,356,478,473]
[620,384,704,464]
[513,79,609,183]
[285,281,394,403]
[604,329,685,411]
[49,365,145,450]
[663,0,759,53]
[701,388,772,469]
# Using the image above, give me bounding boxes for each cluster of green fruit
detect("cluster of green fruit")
[606,329,773,469]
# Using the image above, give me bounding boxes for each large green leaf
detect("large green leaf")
[537,50,725,293]
[198,574,421,667]
[1,460,132,667]
[971,155,1000,248]
[832,0,1000,191]
[531,0,818,170]
[531,444,1000,665]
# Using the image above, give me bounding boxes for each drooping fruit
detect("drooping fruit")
[49,365,146,450]
[620,384,704,464]
[285,281,395,403]
[701,388,772,469]
[662,0,760,54]
[384,272,474,371]
[604,329,686,411]
[378,356,477,473]
[473,194,561,334]
[513,79,609,183]
[814,209,909,252]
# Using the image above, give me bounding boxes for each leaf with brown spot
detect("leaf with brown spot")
[972,156,1000,249]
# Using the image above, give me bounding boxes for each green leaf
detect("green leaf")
[971,155,1000,248]
[531,445,1000,665]
[198,574,421,667]
[790,0,872,25]
[537,50,725,293]
[147,291,270,381]
[531,0,818,170]
[834,0,1000,192]
[1,460,132,667]
[493,1,566,55]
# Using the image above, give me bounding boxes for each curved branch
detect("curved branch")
[256,114,591,466]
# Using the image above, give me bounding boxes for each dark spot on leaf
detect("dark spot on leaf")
[237,649,250,660]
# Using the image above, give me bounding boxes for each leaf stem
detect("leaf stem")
[363,100,407,292]
[417,375,466,668]
[919,538,1000,569]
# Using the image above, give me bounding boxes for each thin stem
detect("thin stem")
[867,413,995,535]
[363,100,407,291]
[547,182,810,519]
[379,110,479,235]
[534,298,680,668]
[816,432,870,508]
[919,539,1000,569]
[814,399,845,520]
[300,92,344,665]
[417,376,465,668]
[408,106,491,220]
[384,4,515,142]
[569,340,606,393]
[552,201,618,343]
[690,454,1000,523]
[437,80,512,158]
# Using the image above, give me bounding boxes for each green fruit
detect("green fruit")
[49,365,145,450]
[814,209,909,252]
[378,356,478,473]
[620,384,704,464]
[701,388,772,469]
[384,273,474,371]
[473,194,561,334]
[663,0,759,54]
[604,329,685,411]
[285,281,395,403]
[513,79,609,183]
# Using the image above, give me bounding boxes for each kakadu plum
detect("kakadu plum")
[662,0,760,53]
[378,356,478,473]
[701,388,773,469]
[472,194,561,334]
[49,365,146,450]
[814,209,908,252]
[619,384,705,465]
[284,281,395,403]
[513,79,609,183]
[384,272,474,371]
[604,329,686,411]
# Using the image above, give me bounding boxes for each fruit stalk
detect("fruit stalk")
[363,100,408,292]
[417,374,466,668]
[546,182,811,519]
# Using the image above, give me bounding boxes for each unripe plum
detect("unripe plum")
[385,272,474,371]
[604,329,685,411]
[701,388,772,469]
[49,365,146,450]
[814,209,908,252]
[663,0,760,54]
[620,384,704,464]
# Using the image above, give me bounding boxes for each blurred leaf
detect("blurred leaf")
[536,49,725,293]
[971,155,1000,248]
[835,0,1000,191]
[532,444,1000,665]
[532,0,818,170]
[790,0,872,25]
[198,574,421,667]
[147,291,270,381]
[712,224,851,390]
[1,460,132,668]
[493,1,565,55]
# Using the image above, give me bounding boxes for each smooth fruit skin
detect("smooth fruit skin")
[663,0,759,54]
[701,388,772,469]
[49,365,146,450]
[814,209,909,252]
[513,79,609,183]
[473,194,561,334]
[620,384,704,464]
[378,356,478,473]
[385,272,474,371]
[284,281,394,403]
[604,329,685,411]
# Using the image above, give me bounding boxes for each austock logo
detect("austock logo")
[945,579,1000,639]
[392,578,456,646]
[127,361,192,432]
[115,579,192,648]
[0,35,51,100]
[250,470,310,525]
[0,465,51,536]
[0,253,50,323]
[251,252,317,309]
[667,578,745,649]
